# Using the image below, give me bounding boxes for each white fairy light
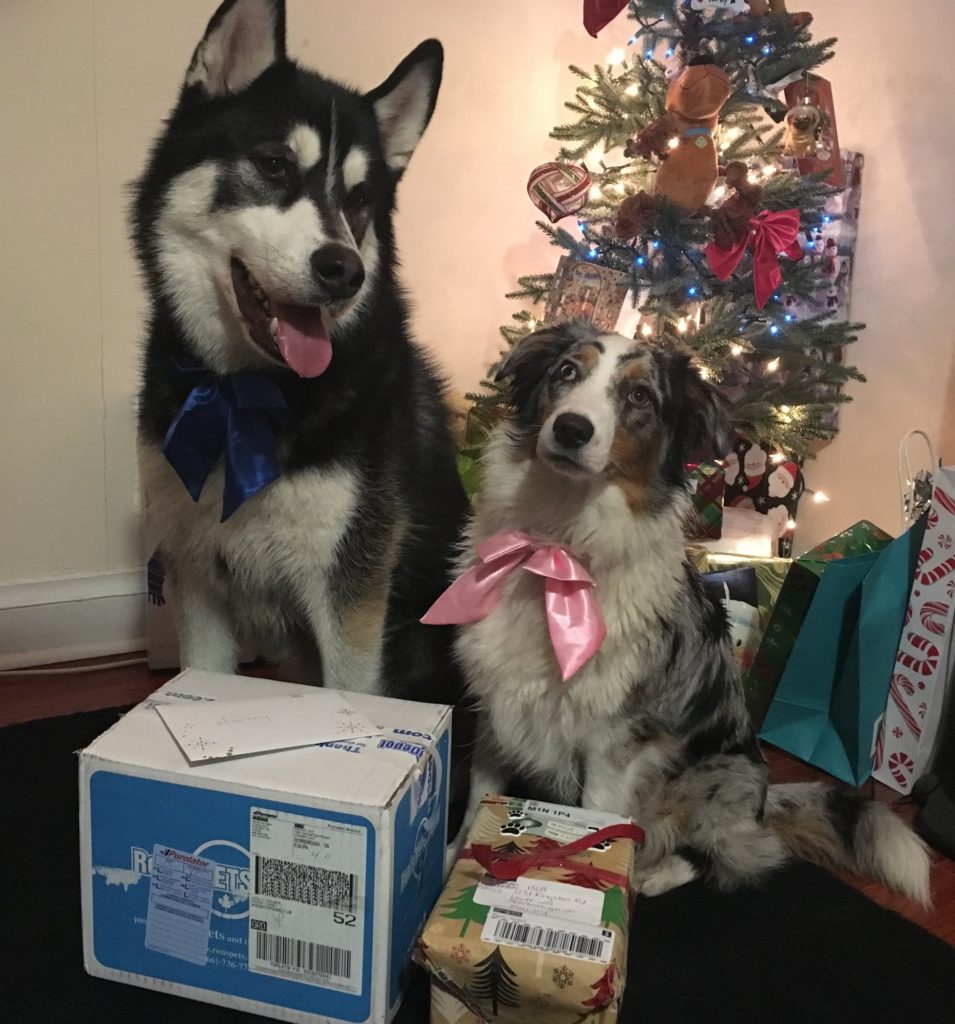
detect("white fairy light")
[668,137,680,150]
[766,358,780,373]
[698,366,711,380]
[770,453,786,464]
[625,83,640,96]
[786,518,798,531]
[607,47,625,65]
[813,491,831,504]
[762,163,778,178]
[730,343,743,356]
[586,143,606,167]
[641,323,653,338]
[747,171,760,185]
[589,184,603,201]
[780,404,791,413]
[677,317,688,334]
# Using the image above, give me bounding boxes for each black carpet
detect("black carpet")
[5,707,955,1024]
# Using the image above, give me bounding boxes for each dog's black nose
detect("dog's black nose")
[311,244,365,300]
[552,412,595,449]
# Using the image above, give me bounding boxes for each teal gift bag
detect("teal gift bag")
[758,517,926,785]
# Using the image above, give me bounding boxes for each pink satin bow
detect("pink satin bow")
[421,531,607,682]
[704,208,804,309]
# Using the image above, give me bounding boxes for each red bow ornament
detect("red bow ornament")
[704,208,804,309]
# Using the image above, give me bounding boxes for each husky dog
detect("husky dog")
[445,321,929,900]
[135,0,467,728]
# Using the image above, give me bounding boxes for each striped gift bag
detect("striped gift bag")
[873,467,955,793]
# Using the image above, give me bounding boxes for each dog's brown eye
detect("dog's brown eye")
[557,361,578,382]
[628,386,651,407]
[347,184,370,210]
[256,156,291,181]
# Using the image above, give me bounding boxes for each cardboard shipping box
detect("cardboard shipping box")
[79,669,451,1023]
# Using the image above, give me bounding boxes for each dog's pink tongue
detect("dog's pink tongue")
[273,303,332,378]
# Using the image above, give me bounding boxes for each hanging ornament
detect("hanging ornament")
[783,76,844,186]
[624,56,731,214]
[782,99,828,157]
[526,163,592,223]
[583,0,630,38]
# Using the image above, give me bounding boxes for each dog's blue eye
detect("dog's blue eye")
[256,156,290,181]
[557,361,577,382]
[628,386,651,407]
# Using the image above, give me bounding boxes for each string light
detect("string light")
[698,366,712,380]
[786,518,798,531]
[780,405,791,413]
[770,453,786,464]
[625,83,640,96]
[745,35,757,45]
[762,164,778,178]
[589,184,603,201]
[766,358,780,373]
[668,137,680,150]
[730,343,743,356]
[677,317,688,334]
[687,286,698,297]
[607,47,625,65]
[813,491,831,504]
[634,256,646,266]
[641,323,653,338]
[769,324,780,335]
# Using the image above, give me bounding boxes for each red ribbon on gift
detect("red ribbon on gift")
[469,822,646,884]
[704,209,804,309]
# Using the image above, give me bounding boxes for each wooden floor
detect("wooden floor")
[3,654,954,946]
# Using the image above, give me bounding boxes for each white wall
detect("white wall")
[1,1,953,649]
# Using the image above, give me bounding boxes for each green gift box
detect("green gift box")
[742,520,893,729]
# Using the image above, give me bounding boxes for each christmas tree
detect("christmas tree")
[469,945,522,1015]
[468,0,864,466]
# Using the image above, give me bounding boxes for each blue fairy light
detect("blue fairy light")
[645,49,654,59]
[784,313,795,322]
[635,256,646,266]
[761,45,772,56]
[687,286,698,297]
[652,240,660,249]
[666,48,673,58]
[745,35,756,45]
[769,324,780,335]
[822,215,832,224]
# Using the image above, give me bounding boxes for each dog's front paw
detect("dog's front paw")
[635,855,698,897]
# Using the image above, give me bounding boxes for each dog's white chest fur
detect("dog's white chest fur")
[455,441,686,788]
[140,442,357,643]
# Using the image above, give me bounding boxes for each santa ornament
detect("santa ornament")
[526,162,592,223]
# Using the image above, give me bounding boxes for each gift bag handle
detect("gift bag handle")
[899,430,938,529]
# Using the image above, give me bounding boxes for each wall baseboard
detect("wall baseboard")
[0,570,146,670]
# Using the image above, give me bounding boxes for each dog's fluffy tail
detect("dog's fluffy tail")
[765,782,931,905]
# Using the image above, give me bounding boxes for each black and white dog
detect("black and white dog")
[447,321,929,900]
[135,0,467,722]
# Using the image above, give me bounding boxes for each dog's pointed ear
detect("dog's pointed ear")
[676,357,734,462]
[366,40,443,177]
[185,0,286,98]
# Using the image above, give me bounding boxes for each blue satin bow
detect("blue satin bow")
[162,360,288,521]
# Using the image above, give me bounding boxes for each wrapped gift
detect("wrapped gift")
[723,438,805,557]
[744,521,893,729]
[685,461,725,540]
[874,469,955,793]
[544,257,632,332]
[418,796,640,1024]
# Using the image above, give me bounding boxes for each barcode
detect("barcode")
[254,856,357,912]
[254,932,352,979]
[491,918,611,961]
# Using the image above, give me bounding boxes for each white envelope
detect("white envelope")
[155,691,383,764]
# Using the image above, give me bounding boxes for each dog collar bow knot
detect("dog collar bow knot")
[162,359,288,521]
[704,208,803,309]
[421,530,607,681]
